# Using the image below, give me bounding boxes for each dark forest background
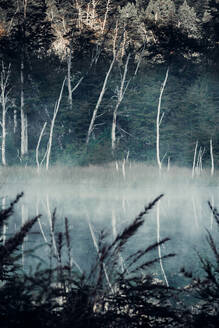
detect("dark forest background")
[0,0,218,167]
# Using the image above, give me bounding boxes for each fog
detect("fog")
[1,163,218,286]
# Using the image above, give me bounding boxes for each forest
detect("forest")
[0,0,218,167]
[0,1,219,327]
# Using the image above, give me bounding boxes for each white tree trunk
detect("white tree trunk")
[101,0,111,34]
[85,208,113,292]
[1,102,6,166]
[156,200,169,287]
[111,53,130,152]
[0,62,11,166]
[36,122,47,173]
[156,67,169,172]
[20,59,28,156]
[67,46,84,108]
[46,77,66,170]
[67,48,72,106]
[86,55,116,145]
[210,139,214,176]
[2,197,6,245]
[14,108,17,134]
[36,196,48,243]
[192,140,198,178]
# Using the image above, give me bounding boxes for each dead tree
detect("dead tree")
[156,67,169,172]
[86,23,122,146]
[46,77,66,170]
[86,55,116,145]
[0,62,11,166]
[111,53,130,153]
[210,139,214,176]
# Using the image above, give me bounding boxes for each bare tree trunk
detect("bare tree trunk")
[36,196,48,243]
[85,208,113,291]
[20,58,28,156]
[0,62,11,166]
[67,47,72,106]
[86,22,125,147]
[101,0,111,34]
[36,122,47,173]
[14,109,17,134]
[112,208,125,272]
[156,200,169,287]
[75,0,82,29]
[156,67,169,172]
[196,147,205,175]
[210,139,214,176]
[167,156,170,171]
[67,45,84,108]
[2,197,6,245]
[1,100,6,166]
[20,0,28,157]
[111,53,130,153]
[192,140,198,178]
[46,77,66,170]
[86,55,116,145]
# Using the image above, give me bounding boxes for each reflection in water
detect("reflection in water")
[0,164,218,285]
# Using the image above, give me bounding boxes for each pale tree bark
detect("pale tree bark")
[192,197,199,229]
[36,122,47,173]
[85,208,113,292]
[156,199,169,287]
[86,54,116,145]
[20,58,28,156]
[36,196,48,243]
[192,140,198,178]
[46,77,66,170]
[14,109,17,134]
[167,156,170,171]
[112,208,125,272]
[20,0,28,157]
[67,47,72,106]
[0,62,11,166]
[101,0,111,34]
[156,67,169,172]
[111,53,130,153]
[86,22,123,146]
[67,45,84,107]
[75,0,82,29]
[196,146,205,175]
[86,21,125,146]
[2,197,6,245]
[134,42,145,76]
[210,139,214,176]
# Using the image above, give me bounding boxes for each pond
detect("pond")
[1,163,218,287]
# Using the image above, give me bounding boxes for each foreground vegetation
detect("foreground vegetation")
[1,186,219,327]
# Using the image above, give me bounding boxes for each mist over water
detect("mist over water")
[1,163,218,286]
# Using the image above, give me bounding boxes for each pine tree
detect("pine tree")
[178,0,201,39]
